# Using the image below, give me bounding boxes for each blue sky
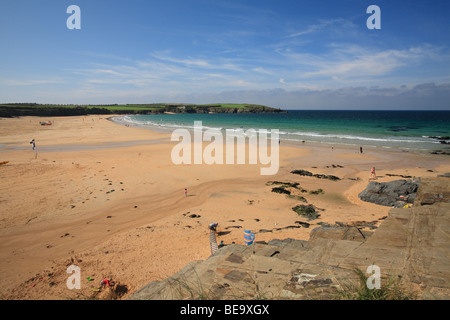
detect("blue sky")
[1,0,449,109]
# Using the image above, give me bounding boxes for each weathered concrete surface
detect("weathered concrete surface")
[414,176,450,206]
[130,176,450,300]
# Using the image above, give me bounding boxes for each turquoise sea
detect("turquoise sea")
[115,110,450,152]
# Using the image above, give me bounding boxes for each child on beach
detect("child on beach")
[370,167,377,180]
[184,188,187,196]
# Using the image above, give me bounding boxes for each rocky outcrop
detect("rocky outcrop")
[291,204,321,220]
[430,150,450,155]
[358,179,420,207]
[129,176,450,300]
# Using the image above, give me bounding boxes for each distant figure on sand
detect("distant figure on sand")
[30,139,37,158]
[30,139,36,150]
[360,146,363,154]
[184,188,187,196]
[370,167,377,180]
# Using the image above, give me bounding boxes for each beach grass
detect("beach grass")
[334,267,417,300]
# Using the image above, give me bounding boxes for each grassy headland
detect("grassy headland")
[0,103,286,117]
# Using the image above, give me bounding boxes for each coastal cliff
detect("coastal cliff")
[130,175,450,300]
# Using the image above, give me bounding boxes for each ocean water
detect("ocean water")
[116,110,450,152]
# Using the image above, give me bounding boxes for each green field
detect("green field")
[0,103,285,117]
[0,103,165,111]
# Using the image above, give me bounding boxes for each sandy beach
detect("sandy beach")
[0,115,449,300]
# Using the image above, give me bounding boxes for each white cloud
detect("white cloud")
[150,54,211,68]
[252,67,273,75]
[1,78,63,86]
[287,19,348,38]
[275,44,444,87]
[149,52,245,73]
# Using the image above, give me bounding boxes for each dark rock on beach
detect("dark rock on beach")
[428,136,450,141]
[431,150,450,155]
[358,179,419,207]
[428,136,450,147]
[271,187,291,195]
[292,204,320,220]
[291,170,340,181]
[295,221,310,228]
[266,181,301,189]
[291,169,313,176]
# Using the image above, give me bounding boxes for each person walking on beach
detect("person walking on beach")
[30,139,37,158]
[360,146,363,154]
[184,188,187,197]
[30,139,36,150]
[370,167,377,180]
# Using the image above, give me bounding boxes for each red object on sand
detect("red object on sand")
[101,279,110,287]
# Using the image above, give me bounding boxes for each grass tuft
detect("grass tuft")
[335,267,417,300]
